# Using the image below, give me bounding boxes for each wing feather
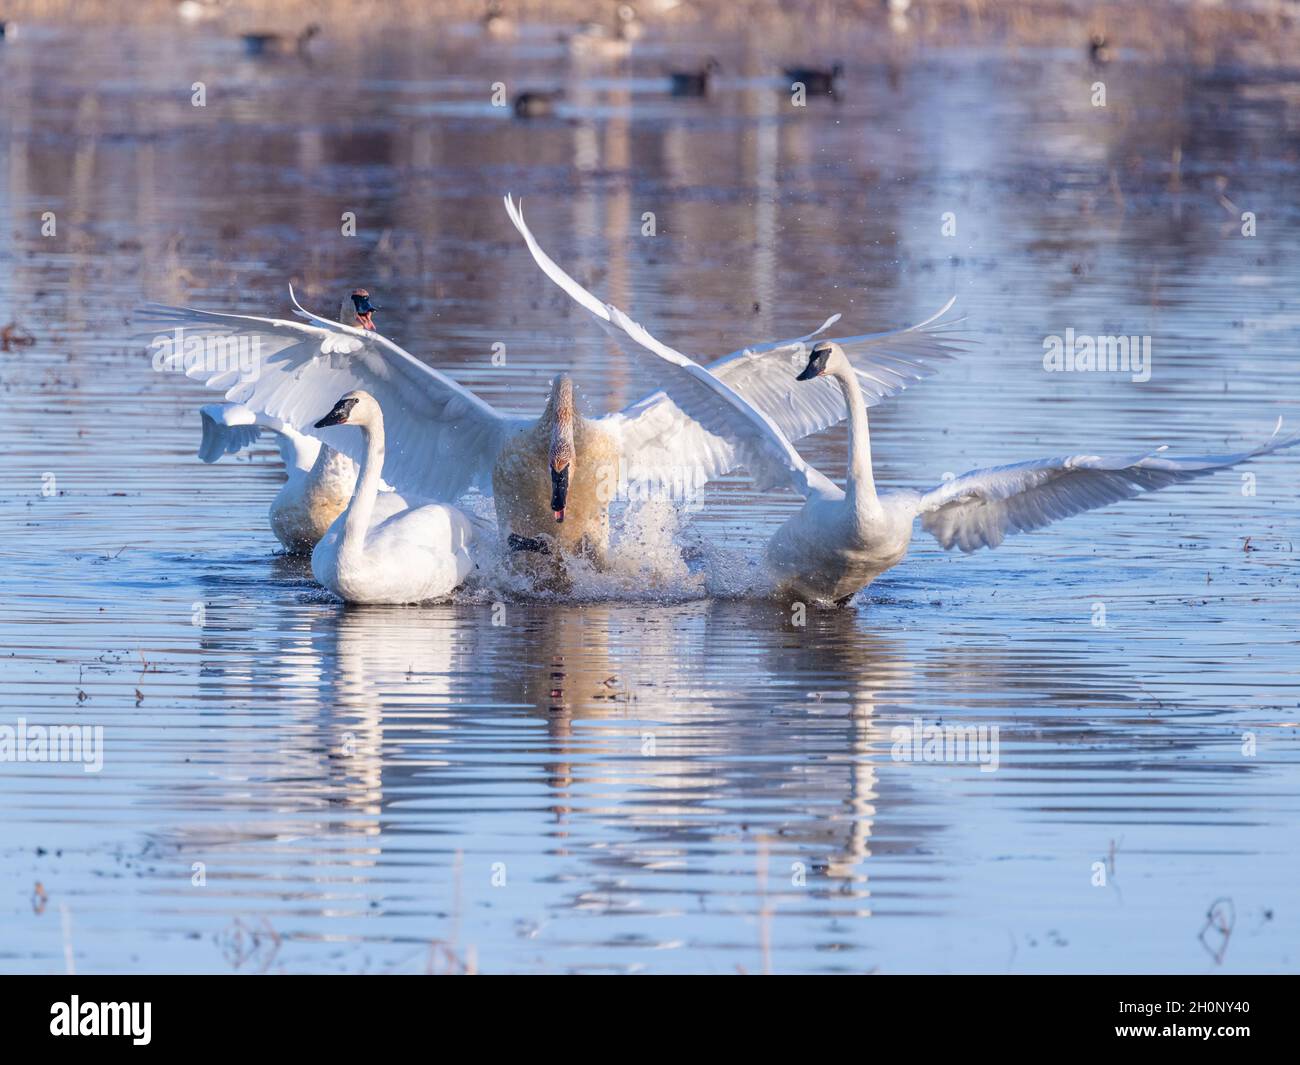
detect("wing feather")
[138,294,521,501]
[916,420,1300,552]
[504,194,839,499]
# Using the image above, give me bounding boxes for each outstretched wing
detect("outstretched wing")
[503,194,838,499]
[139,293,524,501]
[706,299,967,442]
[915,420,1300,552]
[502,194,962,495]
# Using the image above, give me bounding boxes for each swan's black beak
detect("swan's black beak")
[551,463,570,523]
[315,396,358,428]
[351,290,376,330]
[796,342,833,381]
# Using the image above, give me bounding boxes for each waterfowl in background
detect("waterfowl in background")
[482,1,515,39]
[241,23,319,58]
[1089,32,1112,65]
[670,58,720,97]
[0,19,16,39]
[784,62,843,96]
[567,4,642,58]
[513,90,562,119]
[177,0,222,23]
[311,392,478,605]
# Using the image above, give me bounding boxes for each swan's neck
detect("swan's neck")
[308,440,337,476]
[308,440,356,482]
[832,366,879,512]
[339,420,384,557]
[542,374,576,430]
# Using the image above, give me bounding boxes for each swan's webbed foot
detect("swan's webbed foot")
[833,594,856,608]
[507,533,550,555]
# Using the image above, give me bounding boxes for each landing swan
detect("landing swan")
[189,290,404,554]
[310,391,478,605]
[505,204,1300,605]
[770,341,1299,601]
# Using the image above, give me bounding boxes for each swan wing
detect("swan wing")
[197,401,323,472]
[502,198,963,446]
[915,420,1300,553]
[198,403,265,463]
[139,295,522,501]
[503,194,839,500]
[706,299,968,442]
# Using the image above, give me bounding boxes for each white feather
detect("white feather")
[916,419,1300,552]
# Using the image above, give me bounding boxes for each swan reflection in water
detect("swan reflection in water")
[180,595,931,919]
[152,581,1266,965]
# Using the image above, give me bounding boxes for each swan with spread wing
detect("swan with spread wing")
[139,207,963,568]
[505,198,1300,605]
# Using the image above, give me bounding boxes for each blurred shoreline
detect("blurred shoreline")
[3,0,1300,62]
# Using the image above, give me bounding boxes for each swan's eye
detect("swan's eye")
[351,293,374,315]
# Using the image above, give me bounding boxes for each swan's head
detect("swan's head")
[315,390,379,430]
[796,341,847,381]
[341,289,377,331]
[549,375,576,523]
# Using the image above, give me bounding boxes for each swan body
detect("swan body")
[269,438,359,553]
[770,344,1299,603]
[764,489,916,605]
[492,378,619,563]
[752,341,1300,603]
[310,392,477,604]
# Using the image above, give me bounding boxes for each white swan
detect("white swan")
[310,391,478,604]
[191,290,405,554]
[141,234,962,571]
[771,341,1299,601]
[506,203,1300,605]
